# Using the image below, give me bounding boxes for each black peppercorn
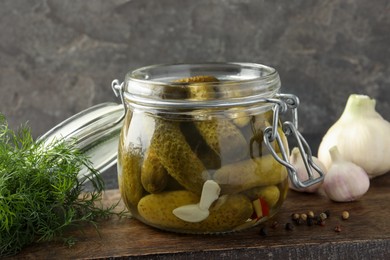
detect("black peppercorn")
[307,217,314,226]
[314,215,322,224]
[285,222,294,231]
[271,221,279,229]
[294,218,303,225]
[318,220,326,226]
[259,227,268,236]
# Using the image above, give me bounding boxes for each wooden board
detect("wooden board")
[15,173,390,259]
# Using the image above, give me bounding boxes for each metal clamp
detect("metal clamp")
[111,79,127,114]
[264,94,324,189]
[276,93,299,129]
[111,79,127,123]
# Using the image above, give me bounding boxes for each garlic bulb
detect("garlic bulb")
[288,147,327,193]
[323,146,370,202]
[318,94,390,178]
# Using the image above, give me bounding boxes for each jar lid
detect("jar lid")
[38,102,124,181]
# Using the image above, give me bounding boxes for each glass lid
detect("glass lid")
[38,102,124,181]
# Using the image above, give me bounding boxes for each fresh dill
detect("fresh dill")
[0,114,122,257]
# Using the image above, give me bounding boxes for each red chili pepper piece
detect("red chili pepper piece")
[260,197,270,216]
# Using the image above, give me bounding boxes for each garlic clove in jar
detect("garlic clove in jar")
[322,146,370,202]
[172,204,210,223]
[198,180,221,210]
[288,147,327,193]
[173,180,221,222]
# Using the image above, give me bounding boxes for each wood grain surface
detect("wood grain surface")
[15,173,390,259]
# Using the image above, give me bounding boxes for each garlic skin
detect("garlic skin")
[323,146,370,202]
[318,94,390,178]
[288,147,327,193]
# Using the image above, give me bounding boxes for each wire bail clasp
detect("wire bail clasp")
[111,79,127,123]
[264,94,325,189]
[112,79,126,109]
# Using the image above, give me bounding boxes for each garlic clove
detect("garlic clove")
[288,147,326,193]
[172,204,210,223]
[322,146,370,202]
[173,180,221,222]
[199,180,221,210]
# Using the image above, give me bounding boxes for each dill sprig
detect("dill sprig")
[0,114,121,257]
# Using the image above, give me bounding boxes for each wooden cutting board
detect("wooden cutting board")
[16,173,390,259]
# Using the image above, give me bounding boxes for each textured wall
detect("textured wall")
[1,0,389,139]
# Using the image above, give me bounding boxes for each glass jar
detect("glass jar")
[112,62,323,234]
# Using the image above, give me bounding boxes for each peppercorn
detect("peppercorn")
[259,227,268,236]
[307,210,315,219]
[318,220,326,226]
[315,215,322,224]
[319,212,328,221]
[334,225,342,232]
[271,221,279,229]
[291,213,300,221]
[300,213,308,221]
[324,210,331,218]
[285,222,295,231]
[294,218,303,225]
[307,217,314,226]
[342,211,350,220]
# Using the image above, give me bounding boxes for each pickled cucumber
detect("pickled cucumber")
[141,148,169,193]
[150,118,208,194]
[180,122,221,169]
[228,107,251,128]
[194,119,248,163]
[137,190,253,232]
[175,75,218,100]
[213,154,288,194]
[118,144,144,210]
[176,75,248,163]
[242,185,281,208]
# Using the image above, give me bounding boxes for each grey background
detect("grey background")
[1,0,389,141]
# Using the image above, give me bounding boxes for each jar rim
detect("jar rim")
[127,62,279,86]
[122,62,281,111]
